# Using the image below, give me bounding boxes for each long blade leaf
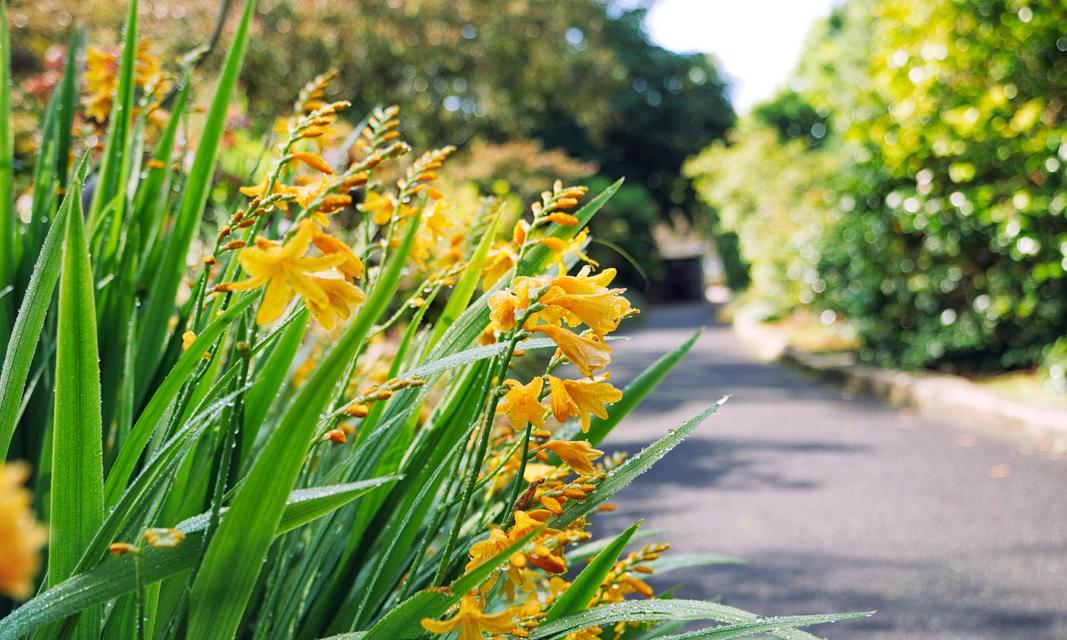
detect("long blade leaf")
[0,480,395,639]
[0,159,86,460]
[553,398,728,530]
[48,173,104,638]
[545,521,640,621]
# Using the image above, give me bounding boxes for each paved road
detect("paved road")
[596,303,1067,640]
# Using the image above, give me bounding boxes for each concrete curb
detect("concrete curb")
[734,320,1067,447]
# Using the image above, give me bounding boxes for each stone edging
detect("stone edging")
[734,319,1067,446]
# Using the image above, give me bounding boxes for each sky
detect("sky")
[643,0,839,112]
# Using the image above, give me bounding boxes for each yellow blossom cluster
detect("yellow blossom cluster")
[218,219,365,329]
[83,41,164,124]
[492,266,631,427]
[215,76,427,330]
[418,183,655,640]
[0,463,47,600]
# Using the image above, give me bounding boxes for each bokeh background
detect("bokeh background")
[7,0,1067,393]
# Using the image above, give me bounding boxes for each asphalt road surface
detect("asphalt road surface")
[596,303,1067,640]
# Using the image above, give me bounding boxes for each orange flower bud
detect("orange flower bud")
[546,212,579,226]
[344,402,370,418]
[109,542,138,555]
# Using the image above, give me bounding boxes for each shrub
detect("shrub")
[0,2,863,639]
[690,0,1067,372]
[686,98,841,318]
[816,0,1067,372]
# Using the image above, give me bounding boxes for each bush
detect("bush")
[816,0,1067,372]
[686,96,841,318]
[690,0,1067,372]
[0,3,861,639]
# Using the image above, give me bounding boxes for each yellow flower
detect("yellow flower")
[546,212,579,226]
[283,176,332,209]
[421,592,523,640]
[134,41,163,92]
[238,179,276,200]
[530,324,612,378]
[359,191,396,226]
[542,440,604,475]
[83,47,118,123]
[466,527,511,572]
[488,291,519,333]
[539,228,597,275]
[83,42,163,124]
[550,266,619,296]
[290,151,334,174]
[219,220,363,326]
[303,273,366,330]
[511,275,550,309]
[496,377,546,429]
[424,198,453,242]
[481,242,517,289]
[547,375,622,433]
[527,542,568,574]
[508,509,546,542]
[0,463,47,600]
[539,286,630,336]
[142,527,185,549]
[311,225,364,280]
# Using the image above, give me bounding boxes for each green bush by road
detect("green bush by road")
[689,0,1067,374]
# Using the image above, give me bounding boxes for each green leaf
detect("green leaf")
[48,176,104,638]
[0,480,395,640]
[0,0,15,354]
[89,0,137,225]
[568,528,668,564]
[179,477,403,535]
[586,329,701,446]
[402,336,558,379]
[360,526,542,640]
[658,612,873,639]
[643,553,745,576]
[74,386,240,577]
[133,77,189,272]
[546,521,641,622]
[346,443,465,628]
[0,159,85,460]
[50,31,79,189]
[553,398,728,530]
[532,599,815,640]
[241,309,308,464]
[104,294,256,505]
[186,216,421,639]
[134,0,258,397]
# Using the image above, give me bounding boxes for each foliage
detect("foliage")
[691,0,1067,371]
[0,3,863,640]
[686,93,842,318]
[818,0,1067,371]
[12,0,735,299]
[1040,338,1067,395]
